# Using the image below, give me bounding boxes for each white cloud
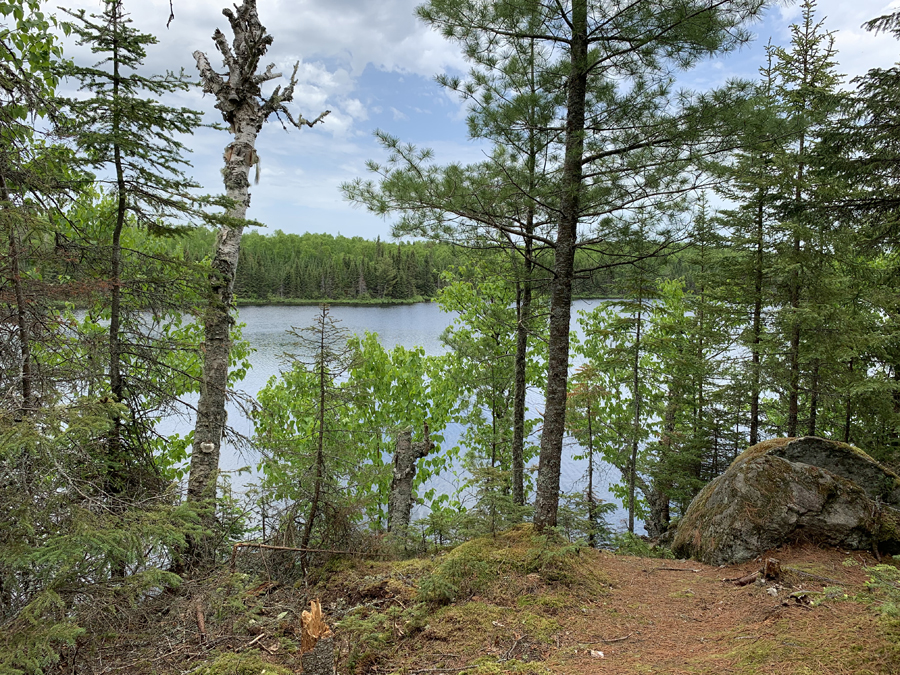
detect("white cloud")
[50,0,900,238]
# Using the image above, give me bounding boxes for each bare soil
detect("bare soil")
[60,536,899,675]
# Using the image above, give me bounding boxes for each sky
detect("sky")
[58,0,900,240]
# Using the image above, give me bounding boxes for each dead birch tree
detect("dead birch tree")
[188,0,328,550]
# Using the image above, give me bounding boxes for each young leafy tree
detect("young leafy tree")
[436,264,545,526]
[253,306,372,572]
[189,0,329,546]
[345,332,459,531]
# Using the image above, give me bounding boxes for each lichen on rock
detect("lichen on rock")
[672,436,900,565]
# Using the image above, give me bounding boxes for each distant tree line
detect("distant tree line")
[167,228,684,303]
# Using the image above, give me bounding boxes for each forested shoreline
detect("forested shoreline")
[166,228,684,303]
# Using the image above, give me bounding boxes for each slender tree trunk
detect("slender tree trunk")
[628,305,643,534]
[750,196,764,445]
[300,322,328,572]
[807,358,819,437]
[843,358,854,443]
[1,174,33,414]
[107,30,128,485]
[511,228,533,507]
[787,129,806,438]
[787,233,801,438]
[533,0,587,531]
[586,396,596,547]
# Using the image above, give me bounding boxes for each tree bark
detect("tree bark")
[533,0,587,531]
[387,427,433,534]
[750,195,764,446]
[187,0,328,561]
[1,174,33,414]
[511,240,532,507]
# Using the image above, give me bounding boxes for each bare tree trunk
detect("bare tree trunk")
[533,0,587,531]
[387,426,433,535]
[843,358,854,443]
[750,196,764,446]
[187,0,327,563]
[585,396,596,547]
[1,174,33,414]
[511,243,532,507]
[807,358,819,437]
[628,305,643,534]
[787,233,801,438]
[787,130,806,439]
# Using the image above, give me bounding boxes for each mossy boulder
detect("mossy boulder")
[672,437,900,565]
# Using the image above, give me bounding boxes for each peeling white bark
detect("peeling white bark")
[187,0,329,533]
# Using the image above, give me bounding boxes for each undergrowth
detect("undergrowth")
[611,531,675,559]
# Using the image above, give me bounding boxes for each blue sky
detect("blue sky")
[61,0,900,239]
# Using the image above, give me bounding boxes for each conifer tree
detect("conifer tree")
[765,0,843,437]
[349,0,772,528]
[62,0,210,487]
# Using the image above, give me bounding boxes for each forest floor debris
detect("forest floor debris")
[55,526,899,675]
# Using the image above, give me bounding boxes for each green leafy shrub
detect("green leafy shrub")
[611,531,675,559]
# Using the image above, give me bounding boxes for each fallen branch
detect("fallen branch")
[229,542,386,570]
[586,633,633,644]
[236,634,266,652]
[194,600,207,644]
[732,571,760,587]
[649,567,701,573]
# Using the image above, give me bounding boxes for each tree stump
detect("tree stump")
[764,557,782,580]
[300,599,333,675]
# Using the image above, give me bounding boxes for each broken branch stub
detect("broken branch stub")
[301,600,334,675]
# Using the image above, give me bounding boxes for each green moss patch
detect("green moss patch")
[191,652,293,675]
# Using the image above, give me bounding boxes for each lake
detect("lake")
[169,299,634,531]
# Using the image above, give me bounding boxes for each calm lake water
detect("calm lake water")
[168,299,634,531]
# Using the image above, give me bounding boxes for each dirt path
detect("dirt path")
[549,545,892,674]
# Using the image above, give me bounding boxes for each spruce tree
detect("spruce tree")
[62,0,210,488]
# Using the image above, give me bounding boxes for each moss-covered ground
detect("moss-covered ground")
[51,526,900,675]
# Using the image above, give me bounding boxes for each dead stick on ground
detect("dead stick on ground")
[194,600,206,644]
[591,633,633,644]
[236,634,266,653]
[230,542,386,570]
[650,567,701,573]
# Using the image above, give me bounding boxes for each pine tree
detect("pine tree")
[348,0,773,528]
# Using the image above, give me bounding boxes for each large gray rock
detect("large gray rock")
[672,437,900,565]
